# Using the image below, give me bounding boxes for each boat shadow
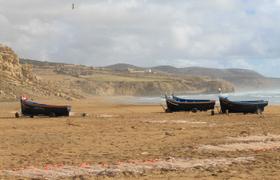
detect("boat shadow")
[0,116,71,120]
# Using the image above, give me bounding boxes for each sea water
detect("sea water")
[112,90,280,105]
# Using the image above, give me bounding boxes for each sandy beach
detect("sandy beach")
[0,98,280,179]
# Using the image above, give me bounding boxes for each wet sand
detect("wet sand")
[0,98,280,179]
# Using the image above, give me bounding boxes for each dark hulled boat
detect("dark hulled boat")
[219,96,268,114]
[165,95,215,112]
[20,97,71,117]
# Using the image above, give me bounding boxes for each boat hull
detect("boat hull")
[219,97,268,114]
[21,100,71,117]
[166,97,215,112]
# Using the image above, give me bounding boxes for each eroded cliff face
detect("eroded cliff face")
[52,64,234,96]
[70,78,234,96]
[0,44,33,100]
[0,44,58,101]
[0,45,85,101]
[0,44,35,81]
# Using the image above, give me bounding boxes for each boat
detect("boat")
[219,96,268,114]
[165,95,216,113]
[20,97,71,117]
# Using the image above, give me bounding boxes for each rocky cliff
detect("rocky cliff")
[0,44,77,101]
[43,64,235,96]
[0,44,35,81]
[70,78,234,96]
[0,44,36,100]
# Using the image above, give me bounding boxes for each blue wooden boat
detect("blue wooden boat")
[219,96,268,114]
[165,95,215,113]
[20,97,71,118]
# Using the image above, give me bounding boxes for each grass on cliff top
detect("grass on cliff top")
[33,67,195,83]
[83,73,174,82]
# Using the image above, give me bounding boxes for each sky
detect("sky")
[0,0,280,77]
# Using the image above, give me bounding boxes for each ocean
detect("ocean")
[111,90,280,105]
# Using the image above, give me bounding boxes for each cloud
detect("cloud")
[0,0,280,76]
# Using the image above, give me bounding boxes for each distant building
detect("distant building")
[145,69,152,73]
[128,68,153,73]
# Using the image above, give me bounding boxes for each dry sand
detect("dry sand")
[0,97,280,179]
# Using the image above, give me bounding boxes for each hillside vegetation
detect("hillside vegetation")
[0,44,236,101]
[106,63,280,90]
[28,62,234,97]
[151,66,270,90]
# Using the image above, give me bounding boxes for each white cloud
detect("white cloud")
[0,0,280,76]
